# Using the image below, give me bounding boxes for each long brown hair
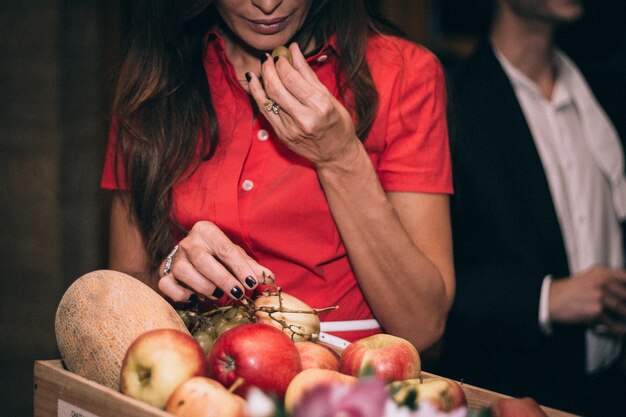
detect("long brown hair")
[113,0,385,269]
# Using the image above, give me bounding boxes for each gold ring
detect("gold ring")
[264,99,274,112]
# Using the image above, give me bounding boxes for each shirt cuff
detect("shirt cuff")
[539,275,553,335]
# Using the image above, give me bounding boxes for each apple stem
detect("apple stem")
[228,377,245,394]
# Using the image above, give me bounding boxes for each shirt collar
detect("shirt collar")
[494,46,574,109]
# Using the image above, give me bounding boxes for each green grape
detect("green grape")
[223,306,240,320]
[215,316,253,336]
[199,320,218,340]
[193,330,215,355]
[176,309,192,329]
[271,45,293,65]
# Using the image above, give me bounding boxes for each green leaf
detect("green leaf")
[401,388,419,411]
[467,407,493,417]
[358,363,376,378]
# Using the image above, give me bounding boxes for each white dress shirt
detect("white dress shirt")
[495,48,626,373]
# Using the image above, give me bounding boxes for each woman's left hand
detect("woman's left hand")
[247,43,360,168]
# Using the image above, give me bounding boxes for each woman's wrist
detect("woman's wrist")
[315,137,367,177]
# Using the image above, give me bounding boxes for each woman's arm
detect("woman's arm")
[108,192,156,289]
[247,43,454,351]
[317,143,454,351]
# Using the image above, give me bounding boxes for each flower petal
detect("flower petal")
[333,378,388,417]
[246,387,277,417]
[293,383,352,417]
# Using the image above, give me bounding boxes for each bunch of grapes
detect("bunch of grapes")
[176,286,336,354]
[177,303,253,355]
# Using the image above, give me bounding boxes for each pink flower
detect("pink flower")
[293,377,388,417]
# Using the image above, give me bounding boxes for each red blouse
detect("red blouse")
[102,33,452,341]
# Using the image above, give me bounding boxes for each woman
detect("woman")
[103,0,454,351]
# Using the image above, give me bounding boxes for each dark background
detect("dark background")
[1,1,624,416]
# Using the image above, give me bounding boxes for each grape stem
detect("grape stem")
[254,305,338,315]
[251,286,338,341]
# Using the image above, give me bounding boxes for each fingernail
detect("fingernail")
[260,54,268,64]
[212,288,224,298]
[273,56,279,63]
[245,72,252,82]
[230,286,244,299]
[245,276,257,288]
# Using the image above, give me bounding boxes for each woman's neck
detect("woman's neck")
[220,31,264,90]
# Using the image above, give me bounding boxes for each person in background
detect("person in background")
[101,0,455,351]
[437,0,626,415]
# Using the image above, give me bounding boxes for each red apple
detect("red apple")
[339,334,421,381]
[284,368,358,414]
[166,376,247,417]
[207,322,302,398]
[120,328,207,409]
[295,341,340,371]
[492,397,548,417]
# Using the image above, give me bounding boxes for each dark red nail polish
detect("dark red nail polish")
[245,276,257,288]
[230,287,244,299]
[212,288,224,298]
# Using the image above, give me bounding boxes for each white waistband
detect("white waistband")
[319,319,381,332]
[318,332,351,352]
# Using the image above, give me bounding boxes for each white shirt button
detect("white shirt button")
[316,54,328,63]
[257,129,269,141]
[242,179,254,191]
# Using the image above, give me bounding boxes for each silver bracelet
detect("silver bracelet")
[162,245,179,276]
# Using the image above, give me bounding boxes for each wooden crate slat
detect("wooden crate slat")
[421,372,578,417]
[34,360,578,417]
[34,360,170,417]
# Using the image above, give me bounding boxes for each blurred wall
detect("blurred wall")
[2,2,64,416]
[1,1,110,415]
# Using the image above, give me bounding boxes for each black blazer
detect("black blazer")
[436,42,626,415]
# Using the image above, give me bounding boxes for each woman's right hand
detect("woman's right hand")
[158,221,274,303]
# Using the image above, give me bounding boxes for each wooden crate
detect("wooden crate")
[420,371,578,417]
[34,360,577,417]
[34,360,168,417]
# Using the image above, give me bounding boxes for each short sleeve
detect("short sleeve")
[367,37,453,194]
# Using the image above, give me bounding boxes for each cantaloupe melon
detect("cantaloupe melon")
[55,269,189,389]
